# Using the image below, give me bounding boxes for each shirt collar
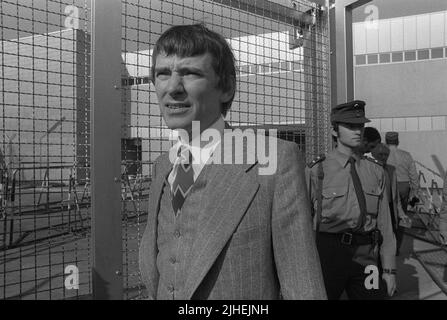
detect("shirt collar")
[170,115,225,163]
[329,149,360,168]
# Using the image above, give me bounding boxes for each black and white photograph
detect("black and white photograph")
[0,0,446,305]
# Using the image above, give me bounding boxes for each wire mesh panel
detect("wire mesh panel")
[121,0,329,299]
[0,0,91,299]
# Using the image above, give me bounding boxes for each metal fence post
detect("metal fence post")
[330,0,372,105]
[91,0,123,299]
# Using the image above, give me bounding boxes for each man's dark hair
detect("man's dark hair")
[363,127,381,143]
[151,23,236,116]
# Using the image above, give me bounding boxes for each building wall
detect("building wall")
[0,29,89,182]
[354,10,447,186]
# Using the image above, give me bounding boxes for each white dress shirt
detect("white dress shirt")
[168,116,225,191]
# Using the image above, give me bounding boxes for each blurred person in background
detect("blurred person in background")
[385,132,420,215]
[371,143,411,255]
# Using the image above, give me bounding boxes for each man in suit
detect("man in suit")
[139,24,326,300]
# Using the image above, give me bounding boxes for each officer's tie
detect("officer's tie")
[172,148,194,216]
[348,156,367,229]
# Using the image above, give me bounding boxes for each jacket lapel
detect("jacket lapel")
[182,162,259,299]
[149,153,172,218]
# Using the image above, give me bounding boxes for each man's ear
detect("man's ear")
[220,81,235,103]
[331,126,338,139]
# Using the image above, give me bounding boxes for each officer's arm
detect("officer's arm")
[377,171,397,270]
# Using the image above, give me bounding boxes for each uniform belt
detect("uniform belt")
[319,231,377,246]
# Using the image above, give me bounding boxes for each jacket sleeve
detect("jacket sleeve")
[139,160,160,299]
[377,169,397,269]
[271,142,327,299]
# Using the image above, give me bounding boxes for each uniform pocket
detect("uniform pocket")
[321,185,348,215]
[364,185,381,216]
[322,186,348,198]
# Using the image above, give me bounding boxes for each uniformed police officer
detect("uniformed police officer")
[306,100,396,300]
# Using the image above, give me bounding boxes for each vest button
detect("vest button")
[170,257,176,264]
[174,230,181,238]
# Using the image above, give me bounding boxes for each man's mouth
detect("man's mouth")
[166,103,190,109]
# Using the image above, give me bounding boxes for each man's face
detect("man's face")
[372,151,389,164]
[154,52,232,134]
[333,122,365,149]
[361,138,380,154]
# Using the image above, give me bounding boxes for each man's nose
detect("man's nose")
[167,73,185,97]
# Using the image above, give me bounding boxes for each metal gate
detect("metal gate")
[120,0,330,299]
[1,0,92,299]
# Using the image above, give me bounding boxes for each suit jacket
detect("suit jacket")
[139,136,326,300]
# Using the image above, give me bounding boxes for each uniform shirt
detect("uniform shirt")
[306,149,396,262]
[168,116,224,191]
[387,145,419,194]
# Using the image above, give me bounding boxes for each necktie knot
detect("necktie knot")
[178,146,192,164]
[348,156,356,165]
[172,146,194,216]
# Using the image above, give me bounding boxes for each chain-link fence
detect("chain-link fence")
[1,0,330,299]
[1,0,91,299]
[120,0,330,299]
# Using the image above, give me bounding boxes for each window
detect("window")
[392,52,403,62]
[417,49,429,60]
[404,51,416,61]
[367,54,378,64]
[431,47,444,59]
[355,55,366,65]
[379,53,390,63]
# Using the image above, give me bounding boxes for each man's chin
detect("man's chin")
[166,122,192,133]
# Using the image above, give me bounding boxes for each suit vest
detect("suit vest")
[156,165,211,299]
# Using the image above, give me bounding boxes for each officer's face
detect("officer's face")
[334,122,365,148]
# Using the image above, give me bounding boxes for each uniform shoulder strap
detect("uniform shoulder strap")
[308,154,326,168]
[364,156,382,167]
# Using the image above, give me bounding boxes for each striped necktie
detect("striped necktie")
[348,156,367,230]
[171,148,194,216]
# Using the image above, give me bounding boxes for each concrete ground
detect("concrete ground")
[391,232,447,300]
[1,202,446,300]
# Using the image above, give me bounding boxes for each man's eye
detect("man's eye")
[185,71,200,76]
[156,71,169,77]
